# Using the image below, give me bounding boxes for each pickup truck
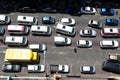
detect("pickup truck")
[50,64,70,73]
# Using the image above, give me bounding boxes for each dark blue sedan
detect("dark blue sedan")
[42,16,56,24]
[100,8,115,15]
[105,18,119,26]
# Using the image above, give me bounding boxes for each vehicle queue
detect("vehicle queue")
[0,7,120,75]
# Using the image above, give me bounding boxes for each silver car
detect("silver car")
[88,20,103,29]
[80,29,97,37]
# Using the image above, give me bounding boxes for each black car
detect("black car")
[2,64,21,72]
[42,16,56,24]
[42,6,57,13]
[102,61,120,74]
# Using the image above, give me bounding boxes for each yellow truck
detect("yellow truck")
[4,48,39,62]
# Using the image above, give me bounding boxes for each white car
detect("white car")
[29,44,47,52]
[54,36,71,46]
[56,23,76,36]
[100,40,119,49]
[101,28,120,37]
[50,64,70,73]
[80,6,96,14]
[60,18,75,26]
[80,29,97,37]
[80,66,96,74]
[88,20,103,29]
[0,15,11,24]
[27,65,45,73]
[31,25,52,36]
[77,40,92,48]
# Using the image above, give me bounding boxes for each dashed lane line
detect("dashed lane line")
[58,52,64,54]
[0,51,5,53]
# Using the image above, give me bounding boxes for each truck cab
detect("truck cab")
[50,64,70,73]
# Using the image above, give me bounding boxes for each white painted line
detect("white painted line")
[0,51,5,53]
[70,64,72,73]
[83,17,89,19]
[0,46,6,47]
[99,17,105,19]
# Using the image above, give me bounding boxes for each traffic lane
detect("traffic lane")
[45,47,120,75]
[1,12,120,75]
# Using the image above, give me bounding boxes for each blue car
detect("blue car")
[42,16,56,24]
[105,18,119,26]
[100,8,114,15]
[64,6,80,15]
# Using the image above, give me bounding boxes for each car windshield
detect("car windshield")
[38,66,41,70]
[39,45,42,50]
[112,41,114,46]
[47,27,50,33]
[72,29,75,34]
[68,18,72,23]
[22,37,26,44]
[5,16,8,22]
[86,40,89,45]
[83,30,92,35]
[97,22,100,26]
[6,65,12,70]
[65,38,68,43]
[90,66,93,72]
[33,17,36,23]
[62,66,65,71]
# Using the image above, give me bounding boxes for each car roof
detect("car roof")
[103,28,119,34]
[0,15,6,21]
[101,40,113,46]
[56,24,73,32]
[54,36,65,42]
[79,40,87,45]
[17,15,35,22]
[8,25,25,32]
[82,66,91,71]
[31,25,48,32]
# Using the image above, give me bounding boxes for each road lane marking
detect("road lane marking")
[0,51,5,53]
[58,52,64,54]
[83,17,89,19]
[0,46,6,47]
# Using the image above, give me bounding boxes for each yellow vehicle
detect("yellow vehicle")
[4,48,39,62]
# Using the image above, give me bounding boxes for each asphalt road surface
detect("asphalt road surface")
[0,9,120,77]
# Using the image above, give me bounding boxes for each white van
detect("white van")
[8,25,29,35]
[54,36,71,45]
[56,23,76,36]
[31,25,52,35]
[17,15,38,25]
[0,15,11,24]
[5,36,28,46]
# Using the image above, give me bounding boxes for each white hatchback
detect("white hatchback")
[54,36,71,46]
[60,18,75,26]
[0,15,11,24]
[100,40,119,49]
